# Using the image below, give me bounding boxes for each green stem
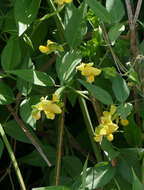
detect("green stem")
[48,0,65,33]
[0,124,26,190]
[78,97,102,162]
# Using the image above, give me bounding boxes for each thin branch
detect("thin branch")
[124,0,134,28]
[7,105,52,167]
[55,97,66,186]
[133,0,143,25]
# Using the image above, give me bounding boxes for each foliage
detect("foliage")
[0,0,144,189]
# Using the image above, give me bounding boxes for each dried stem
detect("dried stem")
[7,104,52,167]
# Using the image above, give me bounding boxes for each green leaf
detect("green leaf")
[86,0,112,23]
[4,120,31,144]
[0,82,14,105]
[132,169,143,190]
[14,0,41,36]
[0,138,4,158]
[62,156,83,178]
[79,79,113,105]
[117,103,133,119]
[1,37,21,71]
[64,2,87,48]
[32,186,71,190]
[112,75,130,102]
[84,162,116,189]
[123,115,142,147]
[20,99,36,129]
[7,69,55,86]
[108,24,125,45]
[56,50,81,84]
[106,0,125,23]
[101,138,120,159]
[19,145,56,167]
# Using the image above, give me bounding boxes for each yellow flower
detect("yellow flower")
[56,0,72,5]
[120,118,129,126]
[76,62,101,83]
[32,94,62,120]
[94,106,119,143]
[39,40,63,54]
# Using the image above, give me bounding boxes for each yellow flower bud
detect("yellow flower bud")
[107,134,113,141]
[120,118,129,126]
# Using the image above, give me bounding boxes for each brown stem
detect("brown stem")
[7,105,52,167]
[55,97,66,186]
[91,97,102,124]
[40,54,56,72]
[133,0,143,25]
[125,0,142,127]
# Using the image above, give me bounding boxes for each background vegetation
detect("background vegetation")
[0,0,144,189]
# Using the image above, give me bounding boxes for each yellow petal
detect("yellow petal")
[86,75,94,83]
[87,62,94,67]
[32,110,41,120]
[94,135,102,142]
[107,123,118,134]
[110,105,117,115]
[39,45,50,54]
[64,0,72,3]
[45,111,55,120]
[76,63,85,71]
[47,40,55,46]
[99,127,107,135]
[106,134,113,141]
[120,118,129,126]
[52,94,59,102]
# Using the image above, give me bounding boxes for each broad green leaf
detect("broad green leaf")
[106,0,125,23]
[79,79,113,105]
[0,82,14,105]
[101,138,120,159]
[20,99,36,129]
[32,186,71,190]
[123,115,142,146]
[19,145,56,167]
[112,75,130,102]
[2,10,17,34]
[0,138,4,158]
[62,156,83,178]
[56,50,81,84]
[85,162,116,189]
[7,69,55,86]
[14,0,41,36]
[86,0,112,23]
[116,157,133,184]
[1,37,21,71]
[108,24,125,45]
[132,168,143,190]
[4,120,31,144]
[64,3,87,48]
[116,149,141,186]
[117,103,133,119]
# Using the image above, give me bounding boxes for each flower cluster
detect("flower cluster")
[76,62,101,83]
[56,0,72,5]
[94,105,129,142]
[39,40,64,55]
[32,94,62,120]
